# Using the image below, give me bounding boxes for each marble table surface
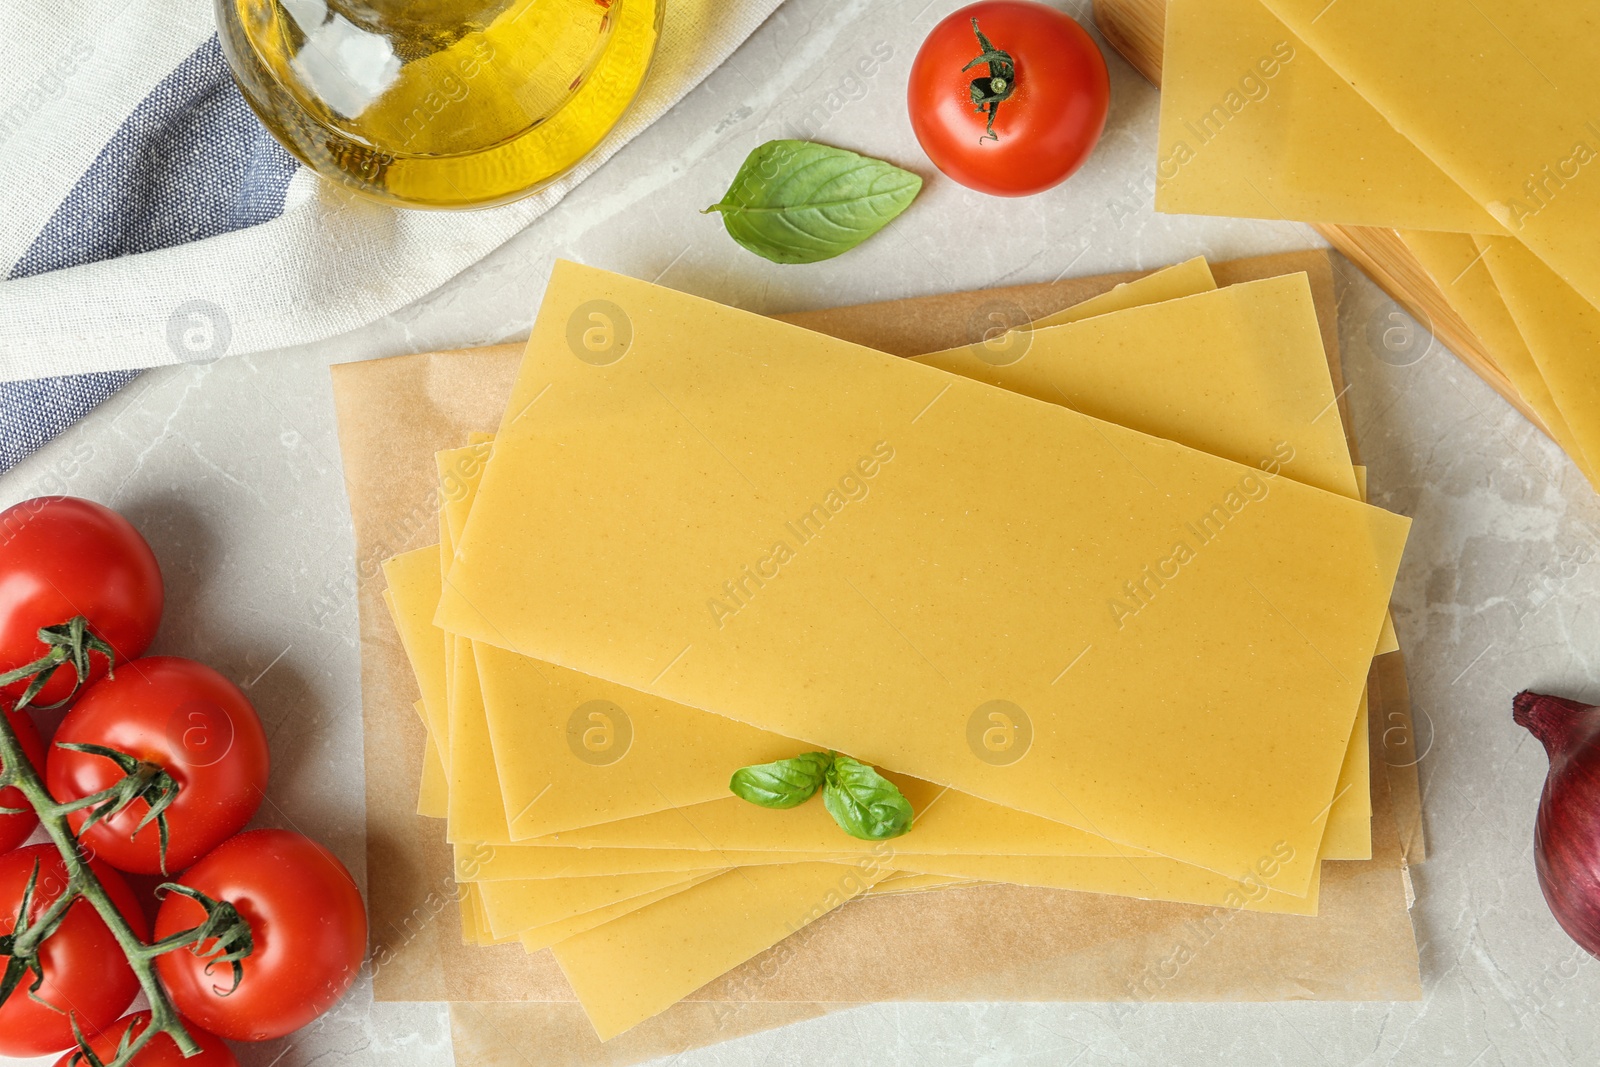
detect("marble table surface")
[3,0,1598,1063]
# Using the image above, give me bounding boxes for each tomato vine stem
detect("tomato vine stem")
[0,616,117,711]
[0,622,251,1065]
[0,709,202,1061]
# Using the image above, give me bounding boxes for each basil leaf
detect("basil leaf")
[704,140,923,265]
[822,756,914,840]
[730,751,832,809]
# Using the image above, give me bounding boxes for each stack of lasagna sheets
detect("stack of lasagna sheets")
[373,254,1411,1040]
[1157,0,1600,488]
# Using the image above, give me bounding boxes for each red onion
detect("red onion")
[1514,690,1600,957]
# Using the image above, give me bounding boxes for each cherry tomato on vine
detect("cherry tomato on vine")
[155,830,367,1042]
[0,707,47,852]
[907,0,1110,196]
[0,844,149,1057]
[50,1011,238,1067]
[47,656,270,876]
[0,497,163,707]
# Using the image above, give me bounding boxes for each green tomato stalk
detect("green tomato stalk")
[964,18,1016,143]
[0,619,253,1067]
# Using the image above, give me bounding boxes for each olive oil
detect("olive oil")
[217,0,662,208]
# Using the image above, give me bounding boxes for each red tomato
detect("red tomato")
[47,657,269,875]
[908,1,1110,196]
[155,830,367,1042]
[0,708,46,852]
[0,844,149,1057]
[50,1011,238,1067]
[0,497,163,707]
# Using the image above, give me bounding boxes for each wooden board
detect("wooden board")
[1092,0,1553,440]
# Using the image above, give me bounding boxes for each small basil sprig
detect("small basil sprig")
[704,141,922,265]
[730,751,914,840]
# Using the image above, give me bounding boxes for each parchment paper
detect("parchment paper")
[331,250,1423,1064]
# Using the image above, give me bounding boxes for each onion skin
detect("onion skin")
[1514,690,1600,958]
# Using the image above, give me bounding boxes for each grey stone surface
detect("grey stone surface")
[2,0,1597,1063]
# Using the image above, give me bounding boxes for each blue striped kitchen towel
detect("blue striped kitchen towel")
[0,0,784,472]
